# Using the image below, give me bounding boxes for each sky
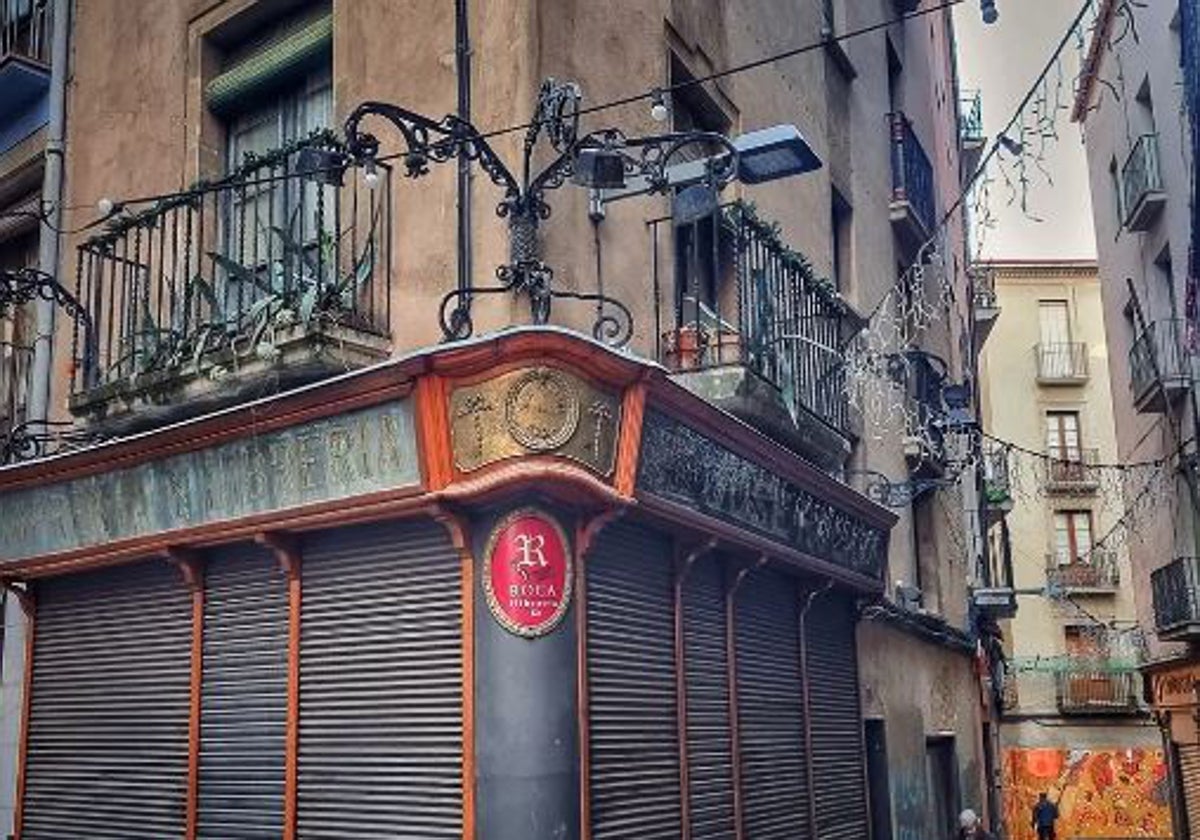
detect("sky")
[954,0,1098,261]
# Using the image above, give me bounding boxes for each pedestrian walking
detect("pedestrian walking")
[957,808,997,840]
[1032,791,1060,840]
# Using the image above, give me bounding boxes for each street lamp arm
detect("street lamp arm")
[343,101,520,198]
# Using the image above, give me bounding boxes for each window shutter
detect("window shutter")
[205,12,333,116]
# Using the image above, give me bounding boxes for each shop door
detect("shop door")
[197,545,288,839]
[736,569,811,840]
[681,554,736,838]
[805,594,869,839]
[296,520,463,838]
[926,736,961,840]
[22,560,193,839]
[585,522,682,838]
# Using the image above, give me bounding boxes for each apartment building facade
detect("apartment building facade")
[1075,0,1200,835]
[0,1,992,837]
[977,260,1170,840]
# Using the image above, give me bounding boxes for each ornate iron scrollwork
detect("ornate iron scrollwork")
[1,420,104,465]
[344,79,738,348]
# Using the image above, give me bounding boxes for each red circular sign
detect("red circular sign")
[483,509,573,637]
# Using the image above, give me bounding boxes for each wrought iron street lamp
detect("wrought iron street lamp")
[342,78,743,345]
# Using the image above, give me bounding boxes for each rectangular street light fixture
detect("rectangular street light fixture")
[599,123,822,204]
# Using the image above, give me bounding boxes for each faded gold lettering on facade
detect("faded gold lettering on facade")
[0,400,419,561]
[449,367,621,477]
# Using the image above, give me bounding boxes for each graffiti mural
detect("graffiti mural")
[1002,748,1172,839]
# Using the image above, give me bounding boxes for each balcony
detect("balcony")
[983,444,1012,514]
[1044,446,1100,493]
[1121,134,1167,231]
[972,266,999,346]
[959,89,986,173]
[888,112,936,250]
[1152,556,1200,641]
[70,136,393,433]
[654,201,858,471]
[1034,342,1089,384]
[0,0,51,155]
[1045,549,1119,593]
[1130,319,1194,412]
[1056,669,1142,715]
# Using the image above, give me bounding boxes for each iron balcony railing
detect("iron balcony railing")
[72,135,392,394]
[1,0,50,64]
[1045,549,1119,591]
[1034,342,1088,381]
[1121,133,1165,227]
[1055,669,1141,715]
[888,111,936,234]
[653,201,853,435]
[1152,556,1200,635]
[983,444,1011,504]
[960,89,984,143]
[1044,446,1099,488]
[1130,319,1195,404]
[973,268,997,311]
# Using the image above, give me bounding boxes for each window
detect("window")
[225,67,332,266]
[1108,157,1124,228]
[0,229,37,437]
[831,188,853,292]
[1133,76,1157,137]
[1045,411,1082,461]
[1038,300,1072,345]
[670,54,732,319]
[1054,510,1093,564]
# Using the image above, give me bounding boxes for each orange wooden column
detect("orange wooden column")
[258,532,302,840]
[167,549,204,840]
[10,585,35,840]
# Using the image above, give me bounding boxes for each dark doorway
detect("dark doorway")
[927,736,961,839]
[865,719,894,840]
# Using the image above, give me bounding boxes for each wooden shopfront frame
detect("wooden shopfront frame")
[0,327,896,840]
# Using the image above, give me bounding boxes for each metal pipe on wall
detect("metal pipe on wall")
[29,0,70,426]
[455,0,473,307]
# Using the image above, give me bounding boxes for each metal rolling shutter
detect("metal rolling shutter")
[736,569,810,840]
[297,519,462,839]
[587,522,681,838]
[198,546,288,839]
[1179,743,1200,838]
[682,554,735,839]
[805,594,867,839]
[23,560,192,839]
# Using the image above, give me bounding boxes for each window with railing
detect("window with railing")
[71,135,392,395]
[1129,318,1194,403]
[959,89,984,142]
[1152,556,1200,635]
[653,201,854,435]
[1046,548,1118,590]
[1053,510,1093,565]
[1121,133,1166,229]
[888,112,935,234]
[1,0,50,64]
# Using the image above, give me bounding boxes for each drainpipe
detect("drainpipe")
[454,0,473,317]
[798,578,835,840]
[28,0,70,426]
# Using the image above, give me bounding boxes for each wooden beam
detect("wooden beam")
[165,549,204,840]
[613,379,648,497]
[256,531,302,840]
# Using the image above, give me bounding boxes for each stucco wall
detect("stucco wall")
[859,618,989,838]
[1079,0,1196,662]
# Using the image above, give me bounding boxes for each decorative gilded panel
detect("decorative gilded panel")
[449,367,621,477]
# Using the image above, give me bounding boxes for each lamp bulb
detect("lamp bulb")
[650,101,669,123]
[97,197,115,216]
[363,162,380,189]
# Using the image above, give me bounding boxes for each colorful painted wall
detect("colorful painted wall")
[1002,748,1172,839]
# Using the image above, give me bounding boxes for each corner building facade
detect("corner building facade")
[0,0,992,837]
